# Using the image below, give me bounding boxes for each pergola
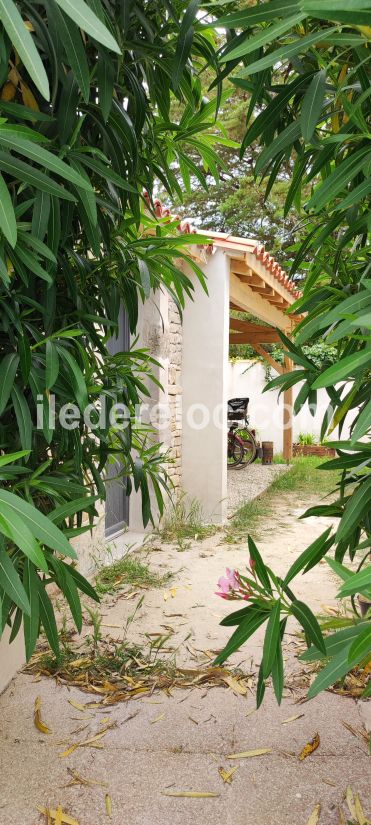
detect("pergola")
[199,231,302,462]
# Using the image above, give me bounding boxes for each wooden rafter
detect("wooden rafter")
[249,342,284,375]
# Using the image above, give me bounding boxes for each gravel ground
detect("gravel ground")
[227,462,289,515]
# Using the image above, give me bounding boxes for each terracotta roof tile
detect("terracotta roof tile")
[144,193,301,300]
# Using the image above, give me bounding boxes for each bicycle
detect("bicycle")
[227,397,258,467]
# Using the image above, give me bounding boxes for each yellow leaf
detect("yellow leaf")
[346,786,357,820]
[55,805,63,825]
[37,808,79,825]
[20,82,39,111]
[0,82,16,102]
[218,766,238,784]
[150,713,165,724]
[227,748,272,759]
[338,807,346,825]
[306,803,321,825]
[162,792,219,798]
[60,743,79,758]
[68,700,86,712]
[66,768,107,788]
[105,794,112,818]
[354,793,367,825]
[170,587,177,598]
[34,696,52,735]
[222,675,247,696]
[282,714,304,725]
[298,733,320,761]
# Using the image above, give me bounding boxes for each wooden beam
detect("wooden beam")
[250,342,284,375]
[283,354,293,462]
[230,319,276,336]
[229,272,291,330]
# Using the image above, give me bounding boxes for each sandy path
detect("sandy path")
[0,491,369,825]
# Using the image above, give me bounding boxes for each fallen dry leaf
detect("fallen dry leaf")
[281,714,304,725]
[306,803,321,825]
[346,786,357,821]
[68,700,86,713]
[222,675,247,696]
[218,766,238,784]
[34,696,52,735]
[37,807,79,825]
[227,749,272,760]
[66,768,107,789]
[162,791,219,798]
[299,733,320,761]
[354,793,367,825]
[150,713,165,724]
[105,794,112,818]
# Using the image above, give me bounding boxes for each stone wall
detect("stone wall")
[167,298,182,490]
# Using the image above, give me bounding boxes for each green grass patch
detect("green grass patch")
[95,554,172,596]
[224,456,340,544]
[158,493,218,547]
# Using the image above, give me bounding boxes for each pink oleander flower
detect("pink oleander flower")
[216,567,238,599]
[249,557,256,572]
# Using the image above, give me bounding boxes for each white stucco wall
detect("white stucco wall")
[228,359,354,453]
[182,250,230,522]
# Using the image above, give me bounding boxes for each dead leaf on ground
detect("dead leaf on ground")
[162,791,219,798]
[222,675,247,696]
[218,766,238,784]
[150,713,165,724]
[306,803,321,825]
[354,793,368,825]
[299,733,320,761]
[105,794,112,818]
[281,714,304,725]
[65,768,107,789]
[37,807,79,825]
[67,700,86,713]
[346,786,357,821]
[227,748,272,760]
[34,696,52,735]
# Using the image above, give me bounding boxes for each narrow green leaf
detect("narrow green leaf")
[0,171,17,247]
[65,563,99,602]
[58,346,88,411]
[54,0,120,53]
[214,610,269,665]
[0,546,30,614]
[284,528,333,584]
[348,625,371,664]
[45,341,59,390]
[0,0,50,100]
[262,599,281,678]
[0,136,93,192]
[0,353,19,415]
[291,600,326,654]
[301,70,327,141]
[336,476,371,542]
[23,560,39,660]
[248,536,273,593]
[338,563,371,598]
[221,13,306,62]
[49,495,99,524]
[312,348,371,389]
[0,489,77,558]
[307,645,362,698]
[11,384,32,453]
[351,397,371,443]
[55,6,90,102]
[307,147,371,213]
[37,579,60,655]
[235,27,337,78]
[0,153,76,201]
[215,0,300,27]
[300,622,369,662]
[0,504,48,572]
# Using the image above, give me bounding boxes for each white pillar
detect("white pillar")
[182,250,230,523]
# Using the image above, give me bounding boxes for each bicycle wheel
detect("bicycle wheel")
[237,427,258,465]
[227,435,245,467]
